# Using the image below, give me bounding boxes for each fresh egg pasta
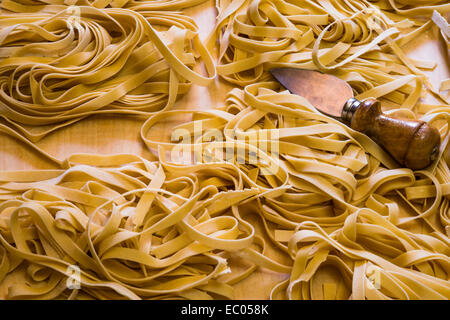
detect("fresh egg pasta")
[0,0,449,300]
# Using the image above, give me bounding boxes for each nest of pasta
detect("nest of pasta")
[0,5,215,142]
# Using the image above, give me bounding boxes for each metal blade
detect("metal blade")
[270,68,354,118]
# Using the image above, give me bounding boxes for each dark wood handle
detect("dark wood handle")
[349,99,441,170]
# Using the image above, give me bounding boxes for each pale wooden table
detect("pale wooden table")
[0,1,448,299]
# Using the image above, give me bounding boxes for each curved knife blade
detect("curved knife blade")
[270,68,354,118]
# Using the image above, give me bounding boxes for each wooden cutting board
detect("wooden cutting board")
[0,1,448,299]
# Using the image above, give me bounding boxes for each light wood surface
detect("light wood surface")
[0,1,449,299]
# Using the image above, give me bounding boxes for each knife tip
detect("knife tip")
[269,68,285,82]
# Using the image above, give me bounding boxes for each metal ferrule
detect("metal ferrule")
[341,98,361,124]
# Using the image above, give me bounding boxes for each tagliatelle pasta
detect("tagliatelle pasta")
[208,0,449,110]
[0,0,449,300]
[0,153,267,299]
[432,10,450,92]
[1,82,449,300]
[0,0,209,11]
[0,5,215,143]
[371,0,450,16]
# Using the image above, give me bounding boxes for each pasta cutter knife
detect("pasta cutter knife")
[270,68,441,170]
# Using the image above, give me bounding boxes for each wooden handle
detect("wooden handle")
[348,99,441,170]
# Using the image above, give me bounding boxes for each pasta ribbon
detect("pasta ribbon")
[209,0,448,108]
